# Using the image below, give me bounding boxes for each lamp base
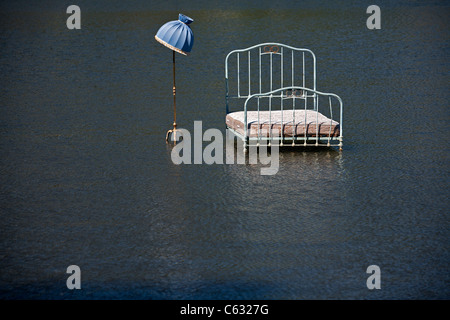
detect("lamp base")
[165,123,179,144]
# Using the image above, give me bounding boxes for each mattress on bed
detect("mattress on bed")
[226,110,340,138]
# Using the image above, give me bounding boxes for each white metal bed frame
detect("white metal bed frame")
[225,43,343,151]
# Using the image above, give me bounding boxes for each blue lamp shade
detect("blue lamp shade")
[155,14,194,55]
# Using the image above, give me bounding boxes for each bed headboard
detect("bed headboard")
[225,43,317,114]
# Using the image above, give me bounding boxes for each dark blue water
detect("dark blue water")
[0,0,448,299]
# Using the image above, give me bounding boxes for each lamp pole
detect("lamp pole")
[173,50,176,131]
[166,50,177,142]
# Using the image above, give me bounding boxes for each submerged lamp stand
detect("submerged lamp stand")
[165,49,179,142]
[155,13,194,143]
[165,50,177,142]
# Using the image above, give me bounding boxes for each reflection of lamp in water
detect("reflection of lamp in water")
[155,13,194,142]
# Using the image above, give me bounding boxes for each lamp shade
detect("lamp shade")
[155,14,194,55]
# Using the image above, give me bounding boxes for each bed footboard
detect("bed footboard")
[226,86,343,150]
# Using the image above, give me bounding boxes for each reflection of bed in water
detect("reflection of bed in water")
[223,147,345,209]
[225,43,343,150]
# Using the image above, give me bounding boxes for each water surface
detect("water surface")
[0,0,448,299]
